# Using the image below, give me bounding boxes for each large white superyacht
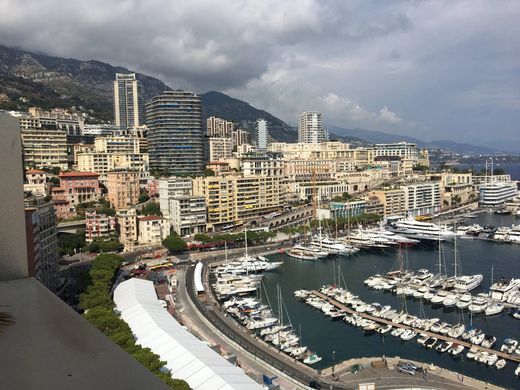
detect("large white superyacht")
[387,217,456,242]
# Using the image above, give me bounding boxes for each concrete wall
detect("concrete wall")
[0,113,28,281]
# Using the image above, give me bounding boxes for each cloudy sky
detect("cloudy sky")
[1,0,519,150]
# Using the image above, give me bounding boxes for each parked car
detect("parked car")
[397,364,416,376]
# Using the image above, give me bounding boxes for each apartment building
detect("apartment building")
[404,182,441,216]
[51,172,101,219]
[370,189,407,217]
[25,107,85,137]
[20,127,68,170]
[232,129,249,149]
[374,142,419,162]
[137,215,167,245]
[269,141,354,160]
[158,177,193,217]
[113,73,145,129]
[256,119,268,151]
[192,175,286,230]
[241,152,284,176]
[206,116,234,138]
[85,211,117,243]
[479,183,518,206]
[208,137,233,161]
[106,171,140,210]
[169,196,207,236]
[298,111,328,143]
[24,169,48,196]
[24,195,60,291]
[116,209,138,247]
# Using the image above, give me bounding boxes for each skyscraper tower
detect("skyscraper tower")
[113,73,145,129]
[256,119,268,151]
[298,111,328,143]
[146,90,204,175]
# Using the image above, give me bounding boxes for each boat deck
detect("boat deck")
[311,290,520,364]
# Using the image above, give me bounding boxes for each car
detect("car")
[309,380,321,389]
[397,365,416,376]
[401,361,419,371]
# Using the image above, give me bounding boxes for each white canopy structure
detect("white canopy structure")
[194,262,205,293]
[114,278,262,390]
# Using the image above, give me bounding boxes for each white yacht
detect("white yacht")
[489,278,520,301]
[309,236,359,255]
[443,293,459,308]
[511,226,520,244]
[485,302,504,316]
[286,246,321,261]
[456,293,472,309]
[387,217,456,242]
[468,293,489,313]
[453,274,483,292]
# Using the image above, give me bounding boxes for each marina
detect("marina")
[259,212,520,389]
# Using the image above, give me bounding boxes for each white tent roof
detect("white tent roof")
[114,278,262,390]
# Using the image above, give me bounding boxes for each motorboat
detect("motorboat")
[303,353,322,365]
[495,359,506,370]
[489,278,520,301]
[377,324,392,335]
[431,290,449,306]
[391,328,405,337]
[485,302,504,316]
[466,346,478,359]
[456,293,472,309]
[417,334,429,346]
[486,354,499,366]
[425,338,438,349]
[400,329,417,341]
[443,293,459,308]
[470,333,485,345]
[481,335,496,349]
[290,346,307,358]
[423,289,437,301]
[436,341,453,353]
[468,293,489,313]
[500,338,518,354]
[454,274,483,292]
[448,324,465,339]
[450,344,464,356]
[287,246,321,260]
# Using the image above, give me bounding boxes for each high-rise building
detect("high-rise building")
[208,137,233,161]
[232,129,249,149]
[158,177,193,218]
[113,73,145,129]
[298,111,327,143]
[206,116,234,138]
[146,91,205,175]
[256,119,268,151]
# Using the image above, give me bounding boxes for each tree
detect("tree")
[58,231,86,255]
[204,168,215,177]
[138,193,150,203]
[141,202,161,216]
[162,235,187,253]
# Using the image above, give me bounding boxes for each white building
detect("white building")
[113,73,145,129]
[374,142,419,164]
[256,119,268,151]
[241,152,284,176]
[158,177,193,217]
[170,196,207,236]
[24,169,49,196]
[479,182,518,206]
[137,215,167,245]
[404,182,441,216]
[298,111,327,143]
[206,116,234,138]
[208,137,233,161]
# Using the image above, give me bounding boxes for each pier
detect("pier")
[311,290,520,364]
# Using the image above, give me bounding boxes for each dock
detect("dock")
[311,290,520,364]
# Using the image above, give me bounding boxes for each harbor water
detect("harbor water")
[260,213,520,389]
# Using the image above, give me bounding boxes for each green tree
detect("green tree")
[162,235,187,252]
[141,202,162,216]
[204,168,215,176]
[138,193,150,203]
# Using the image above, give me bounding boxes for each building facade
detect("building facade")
[208,137,233,161]
[370,189,407,216]
[24,169,48,196]
[85,211,117,243]
[106,171,140,210]
[479,183,518,206]
[20,127,68,170]
[113,73,145,129]
[24,196,60,291]
[206,116,234,138]
[256,119,268,151]
[51,172,101,219]
[404,182,441,216]
[146,90,204,175]
[138,216,167,245]
[298,111,327,143]
[169,196,207,236]
[116,209,138,247]
[158,177,193,217]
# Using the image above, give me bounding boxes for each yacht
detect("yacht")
[431,290,449,306]
[443,293,459,308]
[489,278,520,301]
[370,228,420,246]
[453,274,483,292]
[387,217,456,242]
[309,236,359,255]
[468,293,489,313]
[287,245,322,260]
[456,293,472,309]
[293,244,330,258]
[485,302,504,316]
[510,225,520,243]
[493,227,510,242]
[500,338,518,354]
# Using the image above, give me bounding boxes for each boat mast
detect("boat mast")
[244,227,248,258]
[453,231,458,278]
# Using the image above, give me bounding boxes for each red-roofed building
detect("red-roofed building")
[51,172,101,219]
[24,169,48,196]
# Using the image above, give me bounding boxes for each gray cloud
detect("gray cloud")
[0,0,519,149]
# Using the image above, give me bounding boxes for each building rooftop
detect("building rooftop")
[138,215,163,221]
[0,278,168,390]
[59,171,99,178]
[26,169,46,174]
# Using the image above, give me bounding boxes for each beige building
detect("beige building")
[85,211,116,243]
[106,171,140,210]
[20,127,68,170]
[138,215,167,245]
[371,189,407,217]
[208,137,233,161]
[193,175,286,230]
[170,196,207,236]
[206,116,234,138]
[232,129,249,149]
[24,169,49,196]
[116,209,138,247]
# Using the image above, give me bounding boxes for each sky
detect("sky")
[1,0,519,151]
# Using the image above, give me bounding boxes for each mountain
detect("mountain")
[0,45,169,121]
[329,125,504,155]
[200,91,297,142]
